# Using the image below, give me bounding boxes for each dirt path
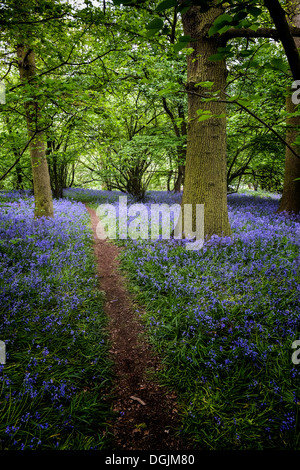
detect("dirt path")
[87,206,189,451]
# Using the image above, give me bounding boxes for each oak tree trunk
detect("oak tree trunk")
[278,2,300,214]
[180,4,231,239]
[17,45,54,218]
[279,97,300,213]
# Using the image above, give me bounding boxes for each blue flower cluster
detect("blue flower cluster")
[0,194,110,450]
[117,190,300,448]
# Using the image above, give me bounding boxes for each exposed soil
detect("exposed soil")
[86,206,190,451]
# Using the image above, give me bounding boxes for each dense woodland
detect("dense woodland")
[1,0,300,233]
[1,0,300,453]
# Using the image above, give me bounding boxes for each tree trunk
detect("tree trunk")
[174,103,187,192]
[162,98,187,193]
[174,163,184,192]
[263,0,300,81]
[279,97,300,213]
[278,1,300,214]
[180,3,231,239]
[17,45,54,218]
[15,162,24,190]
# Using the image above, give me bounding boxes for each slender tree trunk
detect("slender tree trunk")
[162,98,187,193]
[180,3,231,238]
[68,163,75,188]
[278,2,300,214]
[174,103,187,192]
[174,162,184,192]
[17,45,54,218]
[15,162,24,190]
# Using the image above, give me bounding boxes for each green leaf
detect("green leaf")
[226,95,239,102]
[178,4,191,14]
[160,26,171,35]
[145,29,160,38]
[195,81,214,88]
[247,59,259,68]
[216,24,232,35]
[199,97,218,103]
[9,238,23,244]
[155,0,177,12]
[158,84,181,96]
[208,52,229,61]
[173,35,191,52]
[240,50,253,58]
[173,41,188,52]
[196,109,211,115]
[178,35,191,43]
[197,114,213,122]
[214,13,233,25]
[249,23,260,31]
[237,19,252,28]
[218,46,232,53]
[208,21,230,36]
[232,10,248,22]
[249,6,262,18]
[236,98,252,107]
[145,18,164,30]
[270,58,289,73]
[196,109,212,121]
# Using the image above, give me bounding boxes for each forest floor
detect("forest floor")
[86,206,191,451]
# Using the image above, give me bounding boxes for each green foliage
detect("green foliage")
[0,0,295,196]
[156,0,178,12]
[1,0,300,451]
[225,38,288,192]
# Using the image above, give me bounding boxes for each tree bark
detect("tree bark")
[173,103,186,192]
[180,3,231,238]
[17,45,54,218]
[15,162,24,190]
[279,98,300,214]
[278,1,300,214]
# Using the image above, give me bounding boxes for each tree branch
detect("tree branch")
[222,26,300,42]
[0,133,35,182]
[183,89,300,159]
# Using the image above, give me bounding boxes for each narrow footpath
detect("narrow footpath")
[87,206,189,451]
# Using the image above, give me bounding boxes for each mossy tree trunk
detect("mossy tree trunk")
[180,3,231,239]
[17,45,54,218]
